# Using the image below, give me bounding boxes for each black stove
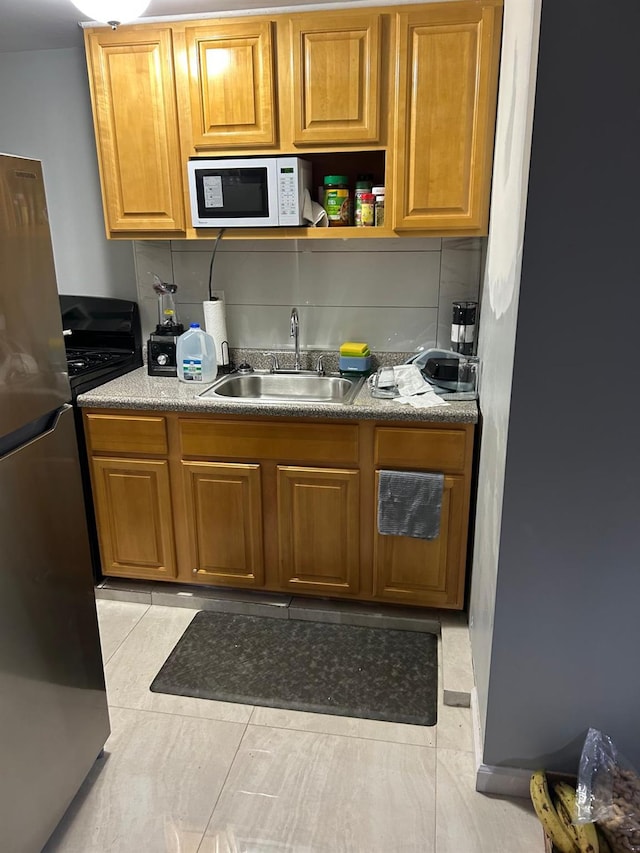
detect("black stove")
[60,295,143,584]
[60,295,143,396]
[66,348,134,377]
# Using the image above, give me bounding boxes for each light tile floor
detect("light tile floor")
[44,602,543,853]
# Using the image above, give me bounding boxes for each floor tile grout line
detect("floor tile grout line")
[247,717,437,749]
[193,717,438,849]
[106,702,439,748]
[98,603,150,666]
[104,701,252,853]
[103,605,199,673]
[196,719,252,853]
[106,702,253,726]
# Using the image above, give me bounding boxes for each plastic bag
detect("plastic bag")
[576,727,640,852]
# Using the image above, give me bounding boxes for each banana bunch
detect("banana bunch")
[530,770,608,853]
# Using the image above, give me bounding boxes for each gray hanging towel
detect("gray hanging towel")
[377,470,444,540]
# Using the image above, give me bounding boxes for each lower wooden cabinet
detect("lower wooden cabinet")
[373,473,466,608]
[84,410,474,609]
[91,457,177,580]
[181,461,264,586]
[277,466,360,594]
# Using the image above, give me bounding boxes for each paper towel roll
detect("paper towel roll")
[203,300,229,366]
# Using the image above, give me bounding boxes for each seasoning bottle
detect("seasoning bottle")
[372,186,385,227]
[323,176,351,226]
[354,174,373,226]
[361,193,375,227]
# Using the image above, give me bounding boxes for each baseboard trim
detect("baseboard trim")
[470,687,531,798]
[475,763,532,798]
[470,686,484,771]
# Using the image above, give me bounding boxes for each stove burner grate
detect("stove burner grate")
[65,348,131,377]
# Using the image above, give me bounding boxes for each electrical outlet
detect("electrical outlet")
[211,290,225,303]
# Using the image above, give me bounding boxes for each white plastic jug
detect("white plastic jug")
[176,323,217,384]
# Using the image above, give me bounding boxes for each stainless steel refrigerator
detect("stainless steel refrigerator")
[0,154,110,852]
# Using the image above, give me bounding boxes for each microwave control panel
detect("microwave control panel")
[277,158,312,226]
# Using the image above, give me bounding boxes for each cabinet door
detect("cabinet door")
[373,473,466,608]
[393,2,502,232]
[182,461,264,586]
[185,21,276,150]
[277,466,359,593]
[91,458,177,580]
[85,28,185,234]
[289,13,381,145]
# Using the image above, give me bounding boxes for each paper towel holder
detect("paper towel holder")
[218,340,233,374]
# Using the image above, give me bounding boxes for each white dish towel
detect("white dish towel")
[392,365,449,408]
[302,189,328,227]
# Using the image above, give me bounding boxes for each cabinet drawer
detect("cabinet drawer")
[85,413,168,456]
[374,427,467,473]
[180,419,358,464]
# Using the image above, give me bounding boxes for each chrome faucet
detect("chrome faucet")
[267,352,280,373]
[290,307,301,371]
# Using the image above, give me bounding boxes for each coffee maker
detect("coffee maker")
[450,301,478,356]
[147,277,184,376]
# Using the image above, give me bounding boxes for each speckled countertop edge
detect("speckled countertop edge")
[77,367,478,424]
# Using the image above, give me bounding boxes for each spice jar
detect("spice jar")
[360,193,375,227]
[354,174,373,226]
[372,186,385,227]
[323,176,351,226]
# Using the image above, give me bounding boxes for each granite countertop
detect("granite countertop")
[77,367,478,424]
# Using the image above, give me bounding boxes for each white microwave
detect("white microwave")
[187,156,312,228]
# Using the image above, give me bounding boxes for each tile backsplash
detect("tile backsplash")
[134,237,484,355]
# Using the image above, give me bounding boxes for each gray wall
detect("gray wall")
[480,0,640,772]
[133,237,484,353]
[469,0,541,739]
[0,47,136,299]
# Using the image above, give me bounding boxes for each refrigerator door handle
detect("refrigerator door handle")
[0,404,73,460]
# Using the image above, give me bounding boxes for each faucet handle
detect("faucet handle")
[268,353,280,372]
[315,354,325,376]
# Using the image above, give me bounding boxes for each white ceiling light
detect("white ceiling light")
[70,0,150,29]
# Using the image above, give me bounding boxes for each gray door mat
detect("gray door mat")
[150,610,438,726]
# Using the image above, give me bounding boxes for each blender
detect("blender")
[147,276,184,376]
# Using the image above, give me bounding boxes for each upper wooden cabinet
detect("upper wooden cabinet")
[184,20,277,150]
[85,27,186,235]
[288,13,381,145]
[393,2,502,232]
[83,1,502,238]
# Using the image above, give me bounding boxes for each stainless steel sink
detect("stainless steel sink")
[199,371,365,405]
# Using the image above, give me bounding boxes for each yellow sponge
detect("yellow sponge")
[340,341,370,357]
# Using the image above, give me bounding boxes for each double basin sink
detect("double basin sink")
[200,371,365,405]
